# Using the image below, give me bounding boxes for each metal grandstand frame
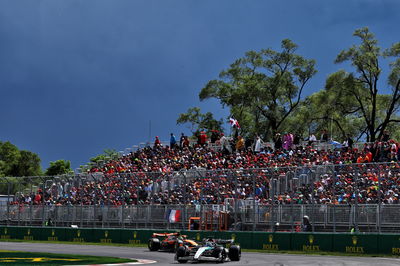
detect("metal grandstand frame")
[1,162,399,232]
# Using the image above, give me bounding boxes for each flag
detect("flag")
[167,209,181,223]
[229,117,240,128]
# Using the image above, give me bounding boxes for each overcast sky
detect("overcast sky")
[1,0,399,170]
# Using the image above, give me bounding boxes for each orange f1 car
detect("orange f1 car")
[148,232,198,252]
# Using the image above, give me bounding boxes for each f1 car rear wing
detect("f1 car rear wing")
[152,232,187,238]
[202,238,234,245]
[215,239,234,245]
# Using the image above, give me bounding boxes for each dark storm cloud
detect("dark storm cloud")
[0,0,399,170]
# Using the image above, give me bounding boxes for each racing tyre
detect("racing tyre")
[148,238,160,251]
[176,246,188,263]
[213,247,226,263]
[228,245,241,261]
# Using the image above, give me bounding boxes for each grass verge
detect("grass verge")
[0,250,136,265]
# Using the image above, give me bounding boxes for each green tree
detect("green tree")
[45,159,73,176]
[0,141,20,177]
[11,150,42,177]
[288,78,366,141]
[0,142,42,177]
[333,27,400,141]
[199,39,316,140]
[177,107,223,134]
[90,149,118,164]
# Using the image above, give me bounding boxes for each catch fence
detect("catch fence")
[0,162,399,232]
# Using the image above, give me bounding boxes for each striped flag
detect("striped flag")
[167,209,181,223]
[229,117,240,128]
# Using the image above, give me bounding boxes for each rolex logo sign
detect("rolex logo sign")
[101,230,112,243]
[48,229,58,241]
[129,231,140,244]
[268,234,273,243]
[1,227,10,240]
[73,230,84,242]
[308,235,314,245]
[24,229,33,240]
[231,234,236,241]
[263,234,279,250]
[302,235,319,252]
[346,236,364,253]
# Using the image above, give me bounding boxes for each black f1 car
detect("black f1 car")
[148,232,198,252]
[175,238,241,263]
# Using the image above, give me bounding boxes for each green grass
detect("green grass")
[0,250,136,266]
[0,238,147,248]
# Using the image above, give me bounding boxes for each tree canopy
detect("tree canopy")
[198,39,316,139]
[45,160,73,176]
[0,141,42,177]
[176,107,223,134]
[181,28,400,142]
[304,27,400,141]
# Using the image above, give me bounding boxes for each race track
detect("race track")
[1,242,400,266]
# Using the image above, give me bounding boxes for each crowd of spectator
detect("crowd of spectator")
[12,130,400,207]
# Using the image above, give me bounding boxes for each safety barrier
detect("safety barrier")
[1,226,400,255]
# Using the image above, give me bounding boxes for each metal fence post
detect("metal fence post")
[182,171,187,230]
[290,168,296,232]
[231,169,238,231]
[252,170,256,231]
[40,176,46,227]
[354,167,359,232]
[199,170,204,230]
[5,177,11,226]
[332,170,337,233]
[377,166,382,233]
[121,174,125,228]
[79,177,84,228]
[270,173,275,232]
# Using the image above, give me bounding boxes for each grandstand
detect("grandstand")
[0,136,399,233]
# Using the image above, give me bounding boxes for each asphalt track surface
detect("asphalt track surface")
[1,242,400,266]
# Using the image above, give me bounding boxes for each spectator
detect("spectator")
[274,133,282,150]
[283,133,293,150]
[381,130,390,142]
[236,136,245,151]
[320,129,329,142]
[154,136,161,147]
[293,133,301,149]
[302,216,312,232]
[308,133,317,146]
[179,133,186,148]
[390,140,398,161]
[254,136,263,153]
[210,130,220,143]
[45,218,53,227]
[343,134,354,151]
[199,131,207,146]
[14,134,400,207]
[183,136,190,148]
[170,133,176,148]
[220,134,232,154]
